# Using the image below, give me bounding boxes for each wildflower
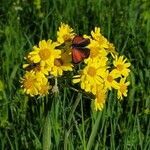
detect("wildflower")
[28,40,61,68]
[73,58,107,94]
[91,27,109,49]
[86,39,108,61]
[57,23,75,44]
[21,71,41,96]
[38,79,51,96]
[94,87,107,111]
[106,42,118,58]
[84,27,109,63]
[21,71,51,96]
[50,50,73,77]
[117,78,130,100]
[103,70,120,90]
[113,56,131,77]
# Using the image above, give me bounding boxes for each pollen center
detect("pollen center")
[107,75,113,82]
[87,67,96,77]
[39,48,51,60]
[54,58,63,66]
[63,35,70,41]
[117,64,123,71]
[24,78,35,89]
[120,84,127,93]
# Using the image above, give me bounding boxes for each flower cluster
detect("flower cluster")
[21,23,131,111]
[73,28,131,110]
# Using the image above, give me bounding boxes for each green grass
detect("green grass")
[0,0,150,149]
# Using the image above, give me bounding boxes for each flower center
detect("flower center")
[39,48,51,60]
[24,78,35,89]
[87,67,96,77]
[63,35,70,41]
[107,75,113,82]
[117,64,124,71]
[54,58,63,66]
[120,84,127,93]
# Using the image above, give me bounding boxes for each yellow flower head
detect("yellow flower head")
[113,55,131,77]
[86,39,108,62]
[106,42,118,58]
[94,87,107,111]
[57,23,75,44]
[117,78,130,100]
[50,50,73,77]
[103,70,120,90]
[21,71,50,96]
[28,40,61,68]
[21,71,41,96]
[73,58,107,94]
[38,79,51,96]
[91,27,109,49]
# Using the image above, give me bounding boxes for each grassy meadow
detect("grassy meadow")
[0,0,150,149]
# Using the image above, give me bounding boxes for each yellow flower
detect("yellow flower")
[73,58,107,94]
[38,80,51,96]
[113,56,131,77]
[86,39,108,61]
[117,78,130,100]
[106,42,118,58]
[21,71,41,96]
[28,40,61,68]
[94,87,107,111]
[84,27,109,63]
[91,27,109,49]
[57,23,75,44]
[50,50,73,77]
[36,72,51,96]
[21,71,50,96]
[103,70,120,90]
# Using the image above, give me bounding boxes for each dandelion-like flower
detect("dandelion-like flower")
[86,39,108,61]
[21,71,41,96]
[91,27,109,49]
[106,42,118,58]
[28,40,61,68]
[85,28,109,63]
[117,78,130,100]
[57,23,75,44]
[50,50,73,77]
[38,78,51,96]
[73,58,107,94]
[113,56,131,77]
[21,71,51,96]
[103,70,120,90]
